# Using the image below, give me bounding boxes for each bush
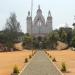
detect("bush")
[34,51,36,54]
[13,65,19,73]
[71,36,75,47]
[29,55,32,59]
[45,51,48,54]
[61,62,67,72]
[49,55,52,58]
[52,57,56,62]
[45,51,47,54]
[25,58,28,63]
[47,53,49,56]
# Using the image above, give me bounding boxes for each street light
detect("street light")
[31,0,33,17]
[31,0,33,54]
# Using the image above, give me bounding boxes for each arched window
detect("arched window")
[37,18,42,27]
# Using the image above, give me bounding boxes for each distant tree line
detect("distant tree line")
[22,26,75,50]
[22,32,58,50]
[0,13,75,51]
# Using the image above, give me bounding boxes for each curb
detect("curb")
[44,51,64,75]
[19,52,37,75]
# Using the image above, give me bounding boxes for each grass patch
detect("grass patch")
[25,58,28,63]
[49,55,52,58]
[61,62,67,72]
[52,57,56,62]
[13,65,19,74]
[29,55,32,59]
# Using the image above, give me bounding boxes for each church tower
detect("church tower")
[27,11,32,35]
[46,11,52,33]
[33,5,45,37]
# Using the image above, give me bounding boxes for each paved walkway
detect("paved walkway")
[20,51,63,75]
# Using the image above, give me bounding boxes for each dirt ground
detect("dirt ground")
[0,50,32,75]
[47,49,75,75]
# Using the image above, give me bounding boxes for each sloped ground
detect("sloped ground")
[56,41,68,50]
[14,42,23,50]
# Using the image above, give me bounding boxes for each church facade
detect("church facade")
[27,6,52,37]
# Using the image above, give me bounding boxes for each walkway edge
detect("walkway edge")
[44,51,64,75]
[19,52,37,75]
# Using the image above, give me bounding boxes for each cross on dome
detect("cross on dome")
[28,11,30,16]
[48,10,51,17]
[37,5,42,15]
[38,5,40,9]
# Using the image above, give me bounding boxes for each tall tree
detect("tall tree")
[5,13,21,41]
[22,34,33,49]
[4,13,21,50]
[47,32,58,49]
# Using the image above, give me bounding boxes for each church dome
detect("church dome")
[34,5,45,25]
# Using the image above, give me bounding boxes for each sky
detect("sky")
[0,0,75,33]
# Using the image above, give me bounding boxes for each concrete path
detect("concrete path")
[20,51,63,75]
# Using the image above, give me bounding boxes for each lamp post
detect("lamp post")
[31,0,33,55]
[31,0,33,18]
[31,0,33,34]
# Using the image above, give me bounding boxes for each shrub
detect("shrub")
[29,55,32,59]
[49,55,52,58]
[32,51,37,56]
[34,51,36,54]
[45,51,47,54]
[47,53,49,56]
[25,58,28,63]
[52,57,56,62]
[61,62,67,72]
[71,36,75,47]
[13,65,19,74]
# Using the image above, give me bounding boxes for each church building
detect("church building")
[27,6,53,37]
